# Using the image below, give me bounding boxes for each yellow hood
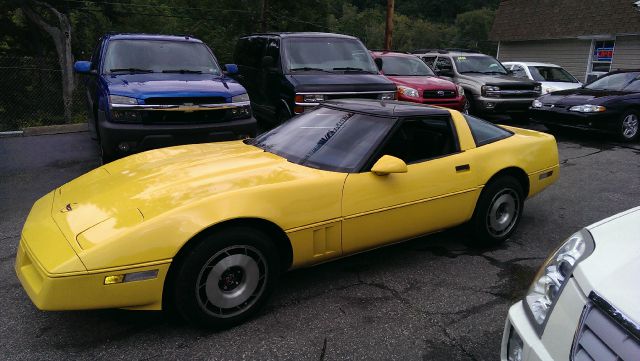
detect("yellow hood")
[51,141,318,243]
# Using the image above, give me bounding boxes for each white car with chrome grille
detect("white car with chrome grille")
[501,206,640,361]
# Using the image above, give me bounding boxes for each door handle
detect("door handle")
[455,164,470,172]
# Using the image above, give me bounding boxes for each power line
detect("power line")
[64,0,255,13]
[70,6,257,21]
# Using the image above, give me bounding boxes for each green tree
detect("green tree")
[453,8,496,54]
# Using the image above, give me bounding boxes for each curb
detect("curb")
[0,123,88,138]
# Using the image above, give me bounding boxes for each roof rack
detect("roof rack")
[104,32,195,39]
[410,48,481,54]
[368,49,411,54]
[410,49,448,54]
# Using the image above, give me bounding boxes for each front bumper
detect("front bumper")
[473,96,538,117]
[15,240,169,311]
[15,192,169,311]
[398,94,466,111]
[99,109,257,156]
[529,108,621,133]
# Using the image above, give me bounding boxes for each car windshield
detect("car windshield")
[453,55,508,74]
[529,66,579,83]
[381,55,435,76]
[103,40,221,74]
[251,107,394,172]
[585,72,640,91]
[285,37,378,74]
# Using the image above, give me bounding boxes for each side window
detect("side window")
[379,117,457,164]
[233,39,248,66]
[434,56,453,71]
[236,36,266,69]
[264,38,281,69]
[422,56,436,68]
[623,79,640,92]
[463,114,513,146]
[511,65,528,79]
[90,40,102,70]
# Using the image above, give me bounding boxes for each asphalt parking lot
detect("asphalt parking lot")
[1,127,639,360]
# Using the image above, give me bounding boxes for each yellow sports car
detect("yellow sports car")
[15,99,559,328]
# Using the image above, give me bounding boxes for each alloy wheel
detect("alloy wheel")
[196,245,268,318]
[486,189,521,238]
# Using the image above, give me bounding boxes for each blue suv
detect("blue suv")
[74,33,256,161]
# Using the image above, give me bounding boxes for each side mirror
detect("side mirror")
[225,63,239,75]
[261,56,274,69]
[371,155,407,176]
[374,57,383,72]
[74,61,92,74]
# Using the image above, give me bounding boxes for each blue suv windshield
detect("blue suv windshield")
[103,40,221,75]
[285,37,378,74]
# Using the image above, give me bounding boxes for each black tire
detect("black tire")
[100,142,116,164]
[275,105,292,125]
[462,97,472,115]
[618,110,639,142]
[169,227,280,329]
[470,176,524,246]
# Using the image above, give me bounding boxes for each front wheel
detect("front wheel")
[470,176,524,246]
[169,228,279,329]
[618,111,639,142]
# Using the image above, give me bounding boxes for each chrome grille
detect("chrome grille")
[572,293,640,361]
[144,97,226,105]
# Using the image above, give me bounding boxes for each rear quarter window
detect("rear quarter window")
[464,114,513,146]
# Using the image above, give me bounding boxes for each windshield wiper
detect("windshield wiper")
[290,67,334,73]
[332,67,375,73]
[458,71,485,74]
[162,69,203,74]
[109,68,154,73]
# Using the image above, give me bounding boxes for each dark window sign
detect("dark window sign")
[595,47,614,62]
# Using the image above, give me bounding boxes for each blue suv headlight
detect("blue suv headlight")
[109,95,138,105]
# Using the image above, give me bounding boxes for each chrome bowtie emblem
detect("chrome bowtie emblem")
[437,90,445,96]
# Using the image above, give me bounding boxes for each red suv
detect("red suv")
[371,51,466,112]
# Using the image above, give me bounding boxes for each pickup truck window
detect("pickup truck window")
[103,40,221,75]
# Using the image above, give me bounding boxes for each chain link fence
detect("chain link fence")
[0,56,87,132]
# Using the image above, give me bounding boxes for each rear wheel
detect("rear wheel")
[618,111,639,142]
[470,176,524,246]
[169,227,279,329]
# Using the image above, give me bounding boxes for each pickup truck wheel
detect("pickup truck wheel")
[275,106,292,125]
[470,176,524,246]
[100,143,116,164]
[618,111,639,142]
[462,98,471,114]
[171,228,279,329]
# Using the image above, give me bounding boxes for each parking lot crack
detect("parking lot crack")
[318,337,327,361]
[440,322,479,361]
[0,233,19,241]
[560,149,606,164]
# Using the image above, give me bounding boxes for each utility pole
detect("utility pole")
[384,0,394,51]
[260,0,268,32]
